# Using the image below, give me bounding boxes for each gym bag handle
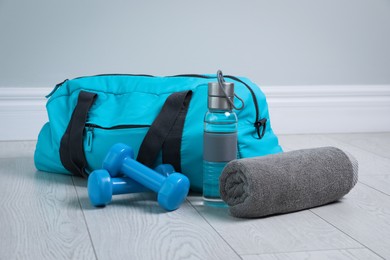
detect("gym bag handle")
[59,90,192,178]
[137,90,192,172]
[60,91,97,178]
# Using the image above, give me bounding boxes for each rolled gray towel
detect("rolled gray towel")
[219,147,358,218]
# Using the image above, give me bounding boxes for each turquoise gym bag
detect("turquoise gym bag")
[34,72,282,191]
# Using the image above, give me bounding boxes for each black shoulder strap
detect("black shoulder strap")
[161,91,192,172]
[60,91,97,178]
[137,91,192,172]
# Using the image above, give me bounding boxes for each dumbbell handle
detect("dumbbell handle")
[111,164,175,194]
[112,177,148,194]
[121,157,165,192]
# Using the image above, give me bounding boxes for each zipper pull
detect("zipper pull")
[254,118,267,139]
[85,127,94,152]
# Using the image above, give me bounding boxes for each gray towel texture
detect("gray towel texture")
[219,147,358,218]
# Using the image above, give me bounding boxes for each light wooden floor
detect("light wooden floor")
[1,133,390,260]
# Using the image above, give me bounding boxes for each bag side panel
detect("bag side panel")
[34,122,69,174]
[233,77,283,158]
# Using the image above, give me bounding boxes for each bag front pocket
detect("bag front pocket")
[83,123,151,171]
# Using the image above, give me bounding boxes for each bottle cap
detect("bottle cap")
[208,82,234,110]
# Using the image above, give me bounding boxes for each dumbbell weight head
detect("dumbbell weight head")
[158,173,190,211]
[88,169,148,207]
[88,164,176,207]
[88,169,112,207]
[103,143,134,177]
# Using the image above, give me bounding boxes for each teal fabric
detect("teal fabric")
[34,74,283,191]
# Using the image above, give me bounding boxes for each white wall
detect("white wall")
[1,0,390,140]
[1,0,389,87]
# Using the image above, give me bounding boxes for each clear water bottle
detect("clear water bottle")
[203,81,238,206]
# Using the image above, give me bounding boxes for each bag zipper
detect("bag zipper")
[49,73,266,139]
[45,79,68,98]
[85,123,150,130]
[170,74,266,139]
[170,74,259,119]
[46,74,155,98]
[74,73,155,80]
[84,123,151,152]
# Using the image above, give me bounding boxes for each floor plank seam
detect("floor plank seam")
[309,209,385,259]
[278,144,294,152]
[239,246,373,257]
[358,181,390,197]
[359,174,390,176]
[186,199,243,260]
[327,135,390,160]
[71,176,99,260]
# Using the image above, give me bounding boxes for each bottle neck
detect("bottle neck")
[208,107,233,113]
[208,94,233,111]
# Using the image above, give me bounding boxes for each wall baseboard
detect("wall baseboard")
[1,85,389,141]
[262,85,390,134]
[0,87,49,141]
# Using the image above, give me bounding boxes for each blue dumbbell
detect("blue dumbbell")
[88,164,175,207]
[103,143,190,211]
